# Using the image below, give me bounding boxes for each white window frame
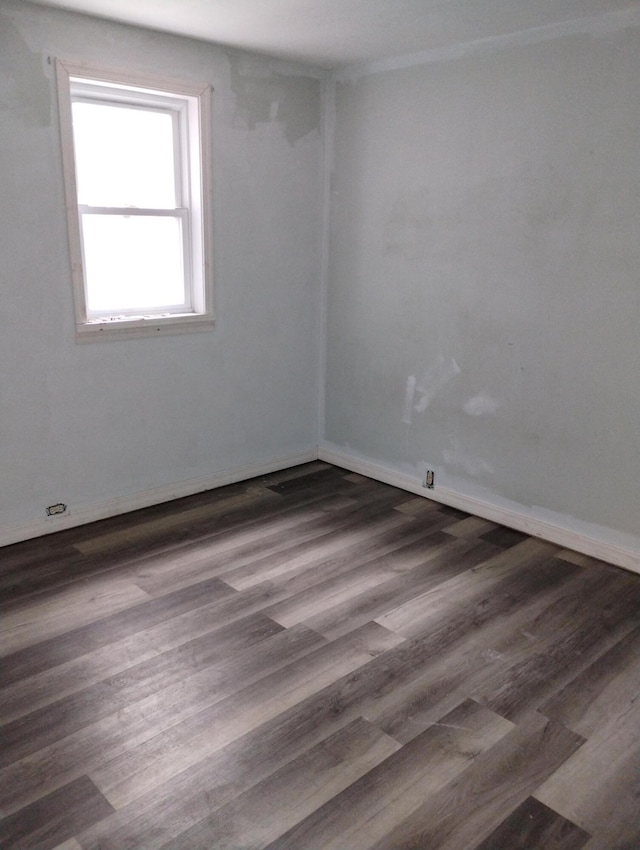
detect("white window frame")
[56,60,214,342]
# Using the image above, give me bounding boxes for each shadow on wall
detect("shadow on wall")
[0,13,50,126]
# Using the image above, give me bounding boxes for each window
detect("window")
[56,61,213,341]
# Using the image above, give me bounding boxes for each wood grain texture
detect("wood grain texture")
[0,577,236,687]
[472,797,590,850]
[96,623,403,809]
[263,700,514,850]
[0,776,113,850]
[0,578,150,656]
[534,625,640,848]
[157,717,400,850]
[0,613,284,765]
[367,713,585,850]
[1,463,639,849]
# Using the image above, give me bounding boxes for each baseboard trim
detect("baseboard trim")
[319,444,640,574]
[0,448,319,548]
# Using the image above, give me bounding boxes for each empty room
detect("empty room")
[1,0,639,847]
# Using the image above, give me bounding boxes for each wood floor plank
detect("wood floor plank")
[0,465,335,600]
[0,612,284,765]
[302,537,500,640]
[342,472,375,485]
[474,570,640,721]
[472,797,590,850]
[380,565,634,739]
[0,479,261,604]
[76,688,402,850]
[0,623,328,816]
[0,776,113,850]
[254,529,464,630]
[444,515,498,538]
[393,496,441,516]
[536,738,640,850]
[538,621,640,737]
[0,578,150,657]
[264,465,347,493]
[159,717,400,850]
[374,537,560,639]
[73,489,280,555]
[363,558,592,742]
[437,504,470,520]
[0,577,236,687]
[258,461,332,486]
[480,525,530,549]
[555,549,612,568]
[122,473,376,583]
[219,501,413,591]
[534,653,640,846]
[50,472,354,598]
[263,700,513,850]
[258,523,488,629]
[130,493,362,596]
[367,713,585,850]
[0,550,86,607]
[0,535,81,575]
[0,606,280,724]
[217,555,582,767]
[246,523,455,611]
[90,622,404,808]
[125,477,411,599]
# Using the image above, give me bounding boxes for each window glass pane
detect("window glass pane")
[81,215,186,313]
[72,101,177,208]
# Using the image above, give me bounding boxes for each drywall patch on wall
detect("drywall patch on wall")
[402,356,461,424]
[464,393,500,416]
[0,13,50,125]
[228,53,321,145]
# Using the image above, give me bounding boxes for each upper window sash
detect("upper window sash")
[70,91,186,211]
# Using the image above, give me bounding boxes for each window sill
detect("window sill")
[75,313,215,343]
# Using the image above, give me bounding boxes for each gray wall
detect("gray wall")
[0,1,323,535]
[324,21,640,549]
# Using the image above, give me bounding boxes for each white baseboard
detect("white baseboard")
[0,448,319,548]
[5,443,639,576]
[319,444,640,575]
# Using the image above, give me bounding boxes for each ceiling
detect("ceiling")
[32,0,639,68]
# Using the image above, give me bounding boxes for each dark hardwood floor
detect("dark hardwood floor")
[1,462,639,849]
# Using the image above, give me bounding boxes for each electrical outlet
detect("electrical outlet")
[46,503,67,516]
[424,470,435,489]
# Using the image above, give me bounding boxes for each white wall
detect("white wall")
[323,16,640,566]
[0,0,323,542]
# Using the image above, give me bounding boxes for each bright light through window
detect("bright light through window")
[82,215,185,312]
[72,102,177,209]
[56,60,213,341]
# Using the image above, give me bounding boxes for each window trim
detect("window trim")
[56,60,214,342]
